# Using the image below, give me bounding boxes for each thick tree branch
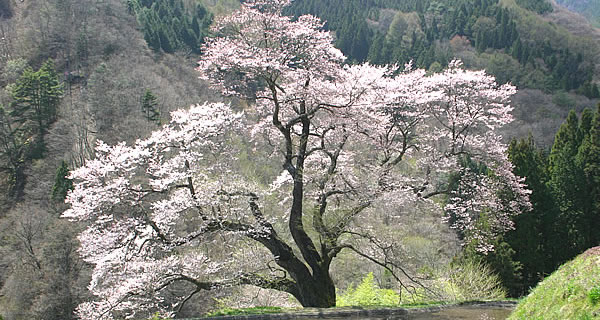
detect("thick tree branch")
[268,82,296,177]
[288,98,324,275]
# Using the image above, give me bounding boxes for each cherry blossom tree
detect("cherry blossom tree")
[64,0,530,318]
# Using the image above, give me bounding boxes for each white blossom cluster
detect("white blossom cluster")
[66,0,531,317]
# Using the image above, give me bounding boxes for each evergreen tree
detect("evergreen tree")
[0,105,27,199]
[351,22,370,62]
[515,0,553,13]
[511,39,523,62]
[548,110,588,259]
[131,0,212,53]
[476,29,487,52]
[478,239,523,297]
[38,60,61,124]
[575,104,600,249]
[283,0,590,93]
[367,33,385,65]
[593,84,600,98]
[51,161,73,202]
[506,136,556,294]
[141,89,160,124]
[579,107,594,140]
[10,59,63,158]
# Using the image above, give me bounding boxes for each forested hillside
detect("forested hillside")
[286,0,600,144]
[0,0,235,317]
[287,0,591,93]
[555,0,600,27]
[0,0,598,318]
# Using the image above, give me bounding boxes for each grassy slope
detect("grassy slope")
[508,247,600,319]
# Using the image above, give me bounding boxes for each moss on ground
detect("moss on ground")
[508,246,600,320]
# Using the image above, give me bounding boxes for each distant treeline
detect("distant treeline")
[286,0,598,97]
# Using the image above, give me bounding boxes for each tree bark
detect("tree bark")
[250,218,337,307]
[292,266,336,307]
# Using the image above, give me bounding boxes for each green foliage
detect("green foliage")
[0,105,27,198]
[141,89,160,124]
[437,259,507,301]
[505,136,555,296]
[588,286,600,305]
[0,60,62,198]
[336,272,400,307]
[548,110,592,259]
[206,306,283,317]
[128,0,212,53]
[577,81,600,99]
[288,0,511,67]
[286,0,592,93]
[10,59,62,159]
[1,58,28,84]
[515,0,552,14]
[501,106,600,298]
[11,59,62,126]
[198,0,240,16]
[480,240,523,297]
[508,249,600,319]
[147,312,172,320]
[552,91,576,108]
[51,161,73,202]
[576,104,600,248]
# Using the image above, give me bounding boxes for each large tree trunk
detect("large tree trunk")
[248,213,336,307]
[292,264,336,307]
[260,87,338,307]
[286,106,339,307]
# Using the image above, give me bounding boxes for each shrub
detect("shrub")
[337,272,400,307]
[147,312,171,320]
[435,259,506,301]
[588,286,600,305]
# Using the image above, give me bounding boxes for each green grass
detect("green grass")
[589,287,600,305]
[508,248,600,320]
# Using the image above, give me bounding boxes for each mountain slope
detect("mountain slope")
[287,0,600,145]
[0,0,218,318]
[555,0,600,27]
